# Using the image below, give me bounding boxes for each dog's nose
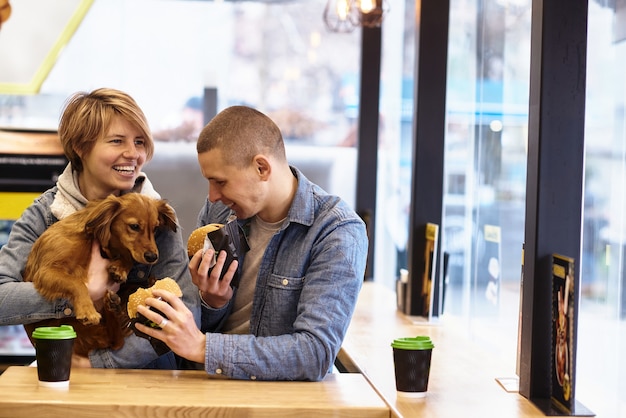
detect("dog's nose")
[144,252,158,263]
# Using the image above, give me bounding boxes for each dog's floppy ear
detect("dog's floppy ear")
[157,200,178,232]
[85,195,123,250]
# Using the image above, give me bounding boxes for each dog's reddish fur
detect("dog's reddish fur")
[23,193,178,357]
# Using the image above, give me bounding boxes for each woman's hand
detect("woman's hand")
[189,249,238,309]
[86,240,119,304]
[134,289,206,364]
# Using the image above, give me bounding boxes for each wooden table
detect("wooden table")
[338,282,547,418]
[0,366,389,418]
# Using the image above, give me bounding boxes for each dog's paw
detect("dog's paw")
[106,290,121,304]
[112,275,128,284]
[76,310,102,325]
[104,291,123,313]
[108,264,129,283]
[74,297,102,325]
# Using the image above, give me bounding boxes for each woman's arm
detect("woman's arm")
[0,194,70,325]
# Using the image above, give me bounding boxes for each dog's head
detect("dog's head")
[84,194,178,265]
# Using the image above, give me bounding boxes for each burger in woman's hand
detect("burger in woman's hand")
[127,277,182,322]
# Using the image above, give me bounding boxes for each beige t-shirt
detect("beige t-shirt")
[222,216,284,334]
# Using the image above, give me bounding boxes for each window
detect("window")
[378,1,623,414]
[378,0,531,363]
[577,2,626,414]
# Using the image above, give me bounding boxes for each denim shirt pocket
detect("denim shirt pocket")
[259,274,305,335]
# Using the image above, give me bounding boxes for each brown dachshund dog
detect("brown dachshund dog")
[23,193,178,356]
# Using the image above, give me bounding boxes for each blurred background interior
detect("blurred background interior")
[1,0,625,415]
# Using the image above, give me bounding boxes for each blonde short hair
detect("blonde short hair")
[58,88,154,172]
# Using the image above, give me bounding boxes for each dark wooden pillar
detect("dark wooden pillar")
[519,0,588,413]
[356,24,382,281]
[404,0,450,316]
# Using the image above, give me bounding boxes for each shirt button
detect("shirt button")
[215,369,222,374]
[63,308,72,316]
[282,279,289,286]
[137,271,145,279]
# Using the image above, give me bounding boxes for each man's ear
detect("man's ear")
[254,155,271,180]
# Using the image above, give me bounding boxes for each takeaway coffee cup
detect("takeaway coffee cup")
[31,325,76,388]
[391,335,434,398]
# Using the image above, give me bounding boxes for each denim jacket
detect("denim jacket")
[0,183,200,369]
[196,167,367,381]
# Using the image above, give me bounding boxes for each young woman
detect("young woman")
[0,88,200,369]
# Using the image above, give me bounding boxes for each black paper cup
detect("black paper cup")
[32,325,76,388]
[391,336,434,397]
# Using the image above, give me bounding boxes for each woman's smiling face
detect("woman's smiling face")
[78,115,148,200]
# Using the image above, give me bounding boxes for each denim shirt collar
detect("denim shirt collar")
[285,166,315,228]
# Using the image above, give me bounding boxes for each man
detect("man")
[135,105,368,381]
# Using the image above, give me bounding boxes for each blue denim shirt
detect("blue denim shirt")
[196,167,367,381]
[0,187,201,369]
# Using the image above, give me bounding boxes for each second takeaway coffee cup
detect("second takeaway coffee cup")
[31,325,76,388]
[391,335,435,398]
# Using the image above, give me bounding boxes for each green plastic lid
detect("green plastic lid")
[31,325,77,340]
[391,336,434,350]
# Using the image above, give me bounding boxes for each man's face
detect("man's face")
[198,148,265,220]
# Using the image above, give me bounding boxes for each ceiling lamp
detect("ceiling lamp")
[358,0,388,28]
[323,0,389,33]
[323,0,359,33]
